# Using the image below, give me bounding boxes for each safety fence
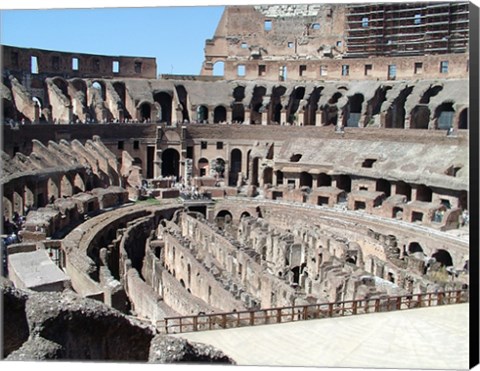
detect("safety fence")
[161,289,468,334]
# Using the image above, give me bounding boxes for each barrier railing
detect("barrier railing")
[161,289,468,334]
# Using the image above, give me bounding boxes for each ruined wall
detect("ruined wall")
[2,45,156,80]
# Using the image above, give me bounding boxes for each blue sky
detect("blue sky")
[0,6,224,75]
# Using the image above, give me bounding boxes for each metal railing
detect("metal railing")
[161,289,468,334]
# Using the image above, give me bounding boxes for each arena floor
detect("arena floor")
[174,303,470,370]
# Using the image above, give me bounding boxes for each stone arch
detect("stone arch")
[61,175,74,197]
[229,148,242,186]
[213,105,227,123]
[213,157,226,178]
[197,105,209,123]
[162,148,180,178]
[153,92,172,123]
[215,210,233,230]
[250,86,267,125]
[271,85,286,123]
[112,81,131,120]
[240,211,251,220]
[410,105,430,129]
[47,177,59,203]
[74,173,86,193]
[408,241,424,255]
[213,61,225,76]
[304,87,323,126]
[300,172,313,188]
[432,249,453,267]
[385,86,413,129]
[434,102,455,130]
[458,108,468,129]
[287,86,305,124]
[345,93,364,127]
[91,80,107,101]
[198,157,209,177]
[138,101,152,122]
[251,157,260,186]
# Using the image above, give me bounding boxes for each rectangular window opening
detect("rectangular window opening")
[133,140,139,150]
[312,23,320,30]
[440,61,449,74]
[288,42,294,48]
[118,141,124,150]
[279,66,287,81]
[241,42,248,49]
[320,65,328,76]
[135,61,142,74]
[72,57,79,71]
[201,141,208,149]
[299,65,307,77]
[258,65,266,76]
[31,56,38,74]
[113,60,120,73]
[388,64,397,80]
[362,17,369,27]
[364,64,372,76]
[342,65,349,76]
[264,20,272,31]
[414,62,423,74]
[414,14,422,25]
[237,64,246,77]
[216,141,223,150]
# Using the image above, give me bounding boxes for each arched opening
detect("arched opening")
[113,81,131,120]
[198,158,209,177]
[416,184,432,202]
[153,92,172,123]
[213,61,225,76]
[232,104,244,123]
[161,148,180,178]
[376,178,391,197]
[213,106,227,123]
[73,173,86,193]
[251,157,260,186]
[432,249,453,267]
[213,157,226,178]
[385,86,413,128]
[47,178,59,203]
[197,105,209,123]
[317,173,332,187]
[61,175,73,197]
[419,85,443,104]
[410,106,430,129]
[250,86,267,125]
[337,175,351,192]
[271,86,286,124]
[138,102,152,122]
[233,86,245,102]
[215,210,233,230]
[299,172,313,188]
[240,211,251,220]
[92,81,106,101]
[175,85,190,123]
[286,87,305,124]
[408,242,424,255]
[229,149,242,186]
[263,167,273,185]
[53,77,71,101]
[304,87,323,126]
[458,108,468,129]
[435,102,455,130]
[395,181,412,201]
[346,93,364,127]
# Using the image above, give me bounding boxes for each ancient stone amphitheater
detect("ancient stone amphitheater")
[1,3,473,368]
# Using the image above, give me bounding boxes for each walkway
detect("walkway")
[173,303,469,370]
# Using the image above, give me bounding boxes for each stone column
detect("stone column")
[154,149,162,178]
[226,108,233,124]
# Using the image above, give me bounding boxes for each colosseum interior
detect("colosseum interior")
[1,2,476,369]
